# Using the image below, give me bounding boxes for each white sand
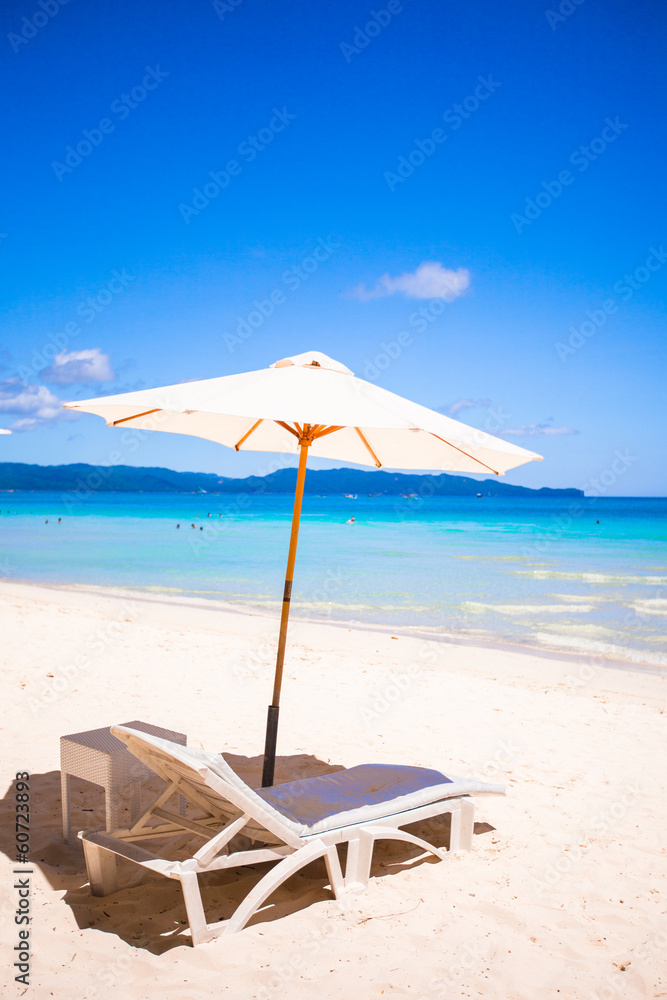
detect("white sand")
[0,580,665,999]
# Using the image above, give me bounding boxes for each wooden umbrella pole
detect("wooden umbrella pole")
[262,430,312,787]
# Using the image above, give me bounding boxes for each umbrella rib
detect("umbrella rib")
[312,425,344,440]
[110,408,162,427]
[275,420,300,439]
[234,419,263,451]
[354,427,382,468]
[429,432,500,475]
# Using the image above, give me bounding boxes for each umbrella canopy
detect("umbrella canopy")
[64,350,541,476]
[64,350,542,784]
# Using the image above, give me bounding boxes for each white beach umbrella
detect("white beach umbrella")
[64,350,542,784]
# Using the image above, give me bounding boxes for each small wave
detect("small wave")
[514,570,667,585]
[462,602,594,615]
[135,585,188,594]
[534,631,667,667]
[630,599,667,617]
[453,555,548,565]
[537,622,617,638]
[549,593,610,604]
[298,599,431,614]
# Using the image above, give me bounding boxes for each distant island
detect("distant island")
[0,462,583,497]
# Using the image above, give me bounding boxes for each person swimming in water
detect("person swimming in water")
[346,516,355,524]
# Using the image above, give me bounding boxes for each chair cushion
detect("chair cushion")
[111,727,505,843]
[257,764,501,837]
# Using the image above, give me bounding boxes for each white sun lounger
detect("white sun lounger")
[78,725,504,945]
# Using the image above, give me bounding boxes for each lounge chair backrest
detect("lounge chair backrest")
[111,725,305,847]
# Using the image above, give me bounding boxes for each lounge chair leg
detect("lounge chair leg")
[323,845,344,899]
[82,840,119,896]
[353,824,450,875]
[224,840,335,935]
[344,829,375,891]
[179,872,210,947]
[449,797,475,852]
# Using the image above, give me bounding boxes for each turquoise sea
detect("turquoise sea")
[1,491,666,668]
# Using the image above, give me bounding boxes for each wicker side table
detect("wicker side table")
[60,720,187,843]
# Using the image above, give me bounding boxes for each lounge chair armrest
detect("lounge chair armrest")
[79,830,177,876]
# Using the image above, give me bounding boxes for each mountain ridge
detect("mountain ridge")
[0,462,583,497]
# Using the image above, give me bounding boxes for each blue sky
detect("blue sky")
[1,0,665,494]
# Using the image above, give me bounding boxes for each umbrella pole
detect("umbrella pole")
[262,434,311,787]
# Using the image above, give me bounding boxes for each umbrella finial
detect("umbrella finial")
[270,351,354,375]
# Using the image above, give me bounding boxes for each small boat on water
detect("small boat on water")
[476,492,483,497]
[344,494,358,499]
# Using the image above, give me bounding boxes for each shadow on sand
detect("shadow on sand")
[0,754,494,954]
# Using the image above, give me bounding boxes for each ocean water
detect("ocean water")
[1,491,665,667]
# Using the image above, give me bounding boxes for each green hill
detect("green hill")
[0,462,583,497]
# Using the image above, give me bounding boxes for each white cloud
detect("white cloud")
[440,398,491,416]
[351,262,471,301]
[0,377,75,431]
[502,424,578,438]
[42,348,114,385]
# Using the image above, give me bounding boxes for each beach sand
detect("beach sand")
[0,580,665,999]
